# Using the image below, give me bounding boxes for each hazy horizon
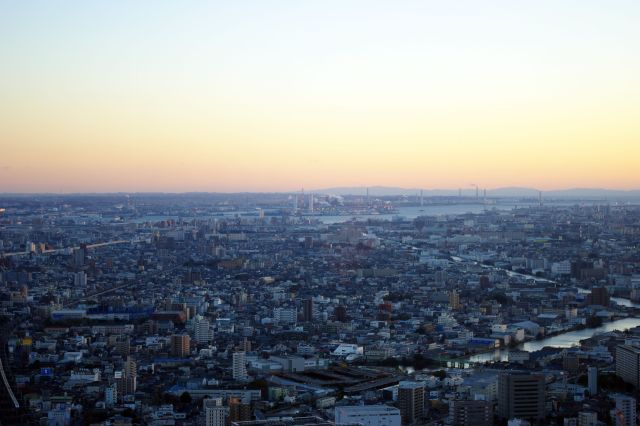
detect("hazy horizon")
[2,1,639,192]
[2,185,640,197]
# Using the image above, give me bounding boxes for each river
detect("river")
[468,317,640,363]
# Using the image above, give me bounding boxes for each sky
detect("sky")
[1,0,639,193]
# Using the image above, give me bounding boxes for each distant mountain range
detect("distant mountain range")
[315,186,640,199]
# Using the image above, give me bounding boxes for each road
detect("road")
[1,239,142,258]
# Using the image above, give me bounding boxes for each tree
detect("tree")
[180,391,192,404]
[432,369,447,380]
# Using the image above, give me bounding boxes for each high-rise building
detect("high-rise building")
[397,381,425,425]
[449,400,493,426]
[497,372,545,423]
[335,405,401,426]
[171,334,191,358]
[233,351,248,381]
[587,366,598,395]
[72,247,85,268]
[302,298,314,322]
[616,345,640,387]
[204,398,228,426]
[195,317,214,344]
[124,356,137,393]
[614,395,636,426]
[449,290,461,310]
[115,356,137,399]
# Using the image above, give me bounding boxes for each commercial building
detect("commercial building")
[334,405,401,426]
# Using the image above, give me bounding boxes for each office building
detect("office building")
[449,400,493,426]
[398,381,425,425]
[335,405,401,426]
[497,372,545,423]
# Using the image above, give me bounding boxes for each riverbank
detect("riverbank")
[467,317,640,363]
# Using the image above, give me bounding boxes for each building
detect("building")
[105,384,117,407]
[229,396,252,423]
[449,290,461,310]
[616,345,640,388]
[302,298,314,322]
[115,357,137,400]
[397,381,425,425]
[171,334,191,358]
[195,317,214,344]
[586,286,610,307]
[112,334,130,357]
[47,404,72,426]
[335,405,401,426]
[233,351,248,381]
[587,366,598,396]
[204,398,228,426]
[73,271,87,287]
[449,400,493,426]
[614,395,636,426]
[273,307,297,325]
[577,411,598,426]
[334,305,348,322]
[497,372,545,423]
[231,417,332,426]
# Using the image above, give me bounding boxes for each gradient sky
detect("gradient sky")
[1,1,639,193]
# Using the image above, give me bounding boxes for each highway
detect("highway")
[0,347,19,409]
[1,239,142,258]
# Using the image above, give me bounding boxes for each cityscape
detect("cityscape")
[2,192,640,425]
[2,1,640,425]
